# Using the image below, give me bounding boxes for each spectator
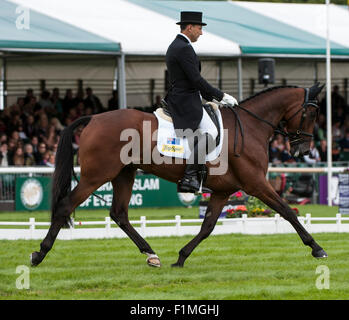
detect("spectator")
[46,152,55,167]
[51,88,63,115]
[269,139,281,164]
[76,102,85,117]
[332,120,343,142]
[63,89,75,115]
[84,87,103,113]
[12,147,25,166]
[318,139,327,162]
[34,142,47,165]
[303,140,321,164]
[0,143,9,166]
[108,90,119,111]
[339,129,349,152]
[24,143,35,166]
[42,125,57,149]
[38,90,53,110]
[24,114,36,138]
[35,113,49,141]
[24,88,34,105]
[50,117,64,133]
[18,124,28,141]
[31,136,39,153]
[332,85,347,112]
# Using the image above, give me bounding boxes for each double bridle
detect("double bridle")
[282,88,320,147]
[226,87,320,156]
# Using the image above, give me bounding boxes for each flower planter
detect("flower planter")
[199,200,246,218]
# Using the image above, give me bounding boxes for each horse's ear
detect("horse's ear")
[309,82,325,99]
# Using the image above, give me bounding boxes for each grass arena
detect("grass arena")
[1,206,349,300]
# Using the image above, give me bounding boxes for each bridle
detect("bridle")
[281,87,320,147]
[226,87,320,156]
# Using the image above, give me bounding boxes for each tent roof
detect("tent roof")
[130,0,349,56]
[1,0,120,54]
[9,0,240,56]
[7,0,349,57]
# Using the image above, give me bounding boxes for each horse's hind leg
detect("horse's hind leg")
[172,192,230,267]
[30,178,98,266]
[251,180,327,258]
[110,166,160,267]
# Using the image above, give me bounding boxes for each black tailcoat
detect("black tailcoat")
[165,34,224,131]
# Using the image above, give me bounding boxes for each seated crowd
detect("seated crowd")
[269,85,349,164]
[0,87,119,167]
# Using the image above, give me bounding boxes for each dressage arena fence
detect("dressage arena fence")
[1,214,349,240]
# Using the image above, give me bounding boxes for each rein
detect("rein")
[226,88,320,157]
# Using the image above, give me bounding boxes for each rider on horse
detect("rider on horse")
[165,11,238,194]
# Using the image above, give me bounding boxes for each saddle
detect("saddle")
[160,99,221,149]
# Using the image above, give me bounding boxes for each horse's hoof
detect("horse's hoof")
[312,249,328,259]
[171,262,183,268]
[30,251,42,267]
[146,254,161,268]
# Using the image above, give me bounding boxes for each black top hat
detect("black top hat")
[176,11,207,26]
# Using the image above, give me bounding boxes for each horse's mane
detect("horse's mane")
[239,85,299,104]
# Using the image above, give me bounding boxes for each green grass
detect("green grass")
[1,205,348,300]
[0,233,348,300]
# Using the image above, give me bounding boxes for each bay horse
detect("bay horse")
[30,83,328,268]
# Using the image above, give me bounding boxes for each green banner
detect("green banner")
[15,174,199,211]
[76,174,200,209]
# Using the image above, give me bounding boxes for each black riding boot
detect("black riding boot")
[177,134,208,194]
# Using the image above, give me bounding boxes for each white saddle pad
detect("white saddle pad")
[154,106,224,161]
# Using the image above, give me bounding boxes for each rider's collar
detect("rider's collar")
[178,33,192,45]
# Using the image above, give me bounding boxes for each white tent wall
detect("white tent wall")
[4,57,349,108]
[5,56,117,108]
[125,59,220,107]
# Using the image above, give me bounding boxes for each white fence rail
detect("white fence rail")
[1,214,349,240]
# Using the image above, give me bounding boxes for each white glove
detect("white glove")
[221,93,238,106]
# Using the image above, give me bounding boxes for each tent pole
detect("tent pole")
[0,57,5,110]
[117,52,127,109]
[237,57,243,101]
[326,0,332,206]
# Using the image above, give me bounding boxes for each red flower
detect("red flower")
[292,207,299,215]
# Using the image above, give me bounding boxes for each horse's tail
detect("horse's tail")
[51,115,92,227]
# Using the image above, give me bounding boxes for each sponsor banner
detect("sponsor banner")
[76,175,199,209]
[16,177,51,211]
[15,175,199,211]
[339,174,349,215]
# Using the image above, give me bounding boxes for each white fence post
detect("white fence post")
[140,216,146,238]
[336,213,341,232]
[305,213,311,232]
[105,217,111,238]
[29,218,35,239]
[69,218,74,240]
[175,215,181,236]
[274,214,280,233]
[242,214,247,233]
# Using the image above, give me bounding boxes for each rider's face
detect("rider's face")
[187,24,203,42]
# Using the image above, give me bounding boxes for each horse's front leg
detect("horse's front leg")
[172,192,230,267]
[251,179,327,258]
